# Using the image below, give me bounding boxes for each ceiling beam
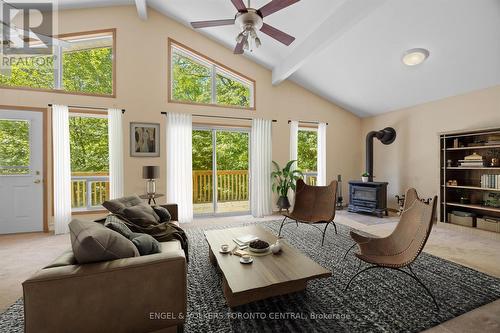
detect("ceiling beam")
[135,0,148,21]
[271,0,387,85]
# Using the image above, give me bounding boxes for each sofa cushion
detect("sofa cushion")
[122,203,160,226]
[105,216,161,256]
[102,194,143,214]
[69,219,139,264]
[130,233,161,255]
[152,206,171,222]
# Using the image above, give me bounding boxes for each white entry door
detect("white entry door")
[0,110,44,234]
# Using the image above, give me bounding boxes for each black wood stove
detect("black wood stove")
[349,127,396,217]
[348,181,388,217]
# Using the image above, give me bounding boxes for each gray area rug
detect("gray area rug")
[2,220,500,332]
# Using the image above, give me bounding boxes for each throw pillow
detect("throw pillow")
[105,215,133,238]
[69,219,139,264]
[152,206,171,223]
[102,194,144,214]
[122,203,160,227]
[130,233,161,255]
[105,215,161,256]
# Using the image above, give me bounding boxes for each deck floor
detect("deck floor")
[194,201,249,214]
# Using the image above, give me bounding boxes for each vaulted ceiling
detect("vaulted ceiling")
[59,0,500,117]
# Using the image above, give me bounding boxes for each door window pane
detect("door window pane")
[69,115,109,210]
[192,130,214,214]
[0,119,30,175]
[171,51,212,104]
[216,131,249,214]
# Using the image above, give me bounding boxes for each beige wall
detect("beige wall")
[0,6,361,225]
[361,85,500,209]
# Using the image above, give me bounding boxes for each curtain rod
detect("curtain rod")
[161,112,277,122]
[288,120,328,125]
[48,104,125,113]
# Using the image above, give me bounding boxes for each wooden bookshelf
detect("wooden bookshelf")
[443,144,500,151]
[446,202,500,214]
[443,167,500,170]
[440,128,500,232]
[443,185,500,192]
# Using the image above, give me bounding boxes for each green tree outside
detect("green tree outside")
[0,120,30,175]
[63,48,113,95]
[298,130,318,172]
[0,55,54,89]
[69,116,109,173]
[192,130,249,171]
[172,51,250,107]
[0,47,112,95]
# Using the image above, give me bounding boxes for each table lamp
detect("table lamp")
[143,166,159,198]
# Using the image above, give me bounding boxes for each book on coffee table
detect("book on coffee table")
[235,234,258,244]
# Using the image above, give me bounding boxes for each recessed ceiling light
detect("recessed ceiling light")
[402,48,430,66]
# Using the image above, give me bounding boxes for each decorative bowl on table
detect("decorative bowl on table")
[248,240,270,253]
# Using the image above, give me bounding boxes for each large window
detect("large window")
[297,128,318,185]
[0,29,114,96]
[169,39,255,109]
[69,114,109,211]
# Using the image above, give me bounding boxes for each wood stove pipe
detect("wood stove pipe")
[365,127,397,182]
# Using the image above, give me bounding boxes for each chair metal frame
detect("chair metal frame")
[278,216,337,246]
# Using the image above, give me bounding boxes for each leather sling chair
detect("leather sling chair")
[278,179,338,246]
[344,188,439,310]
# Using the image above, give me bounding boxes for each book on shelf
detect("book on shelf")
[480,174,500,189]
[458,159,486,167]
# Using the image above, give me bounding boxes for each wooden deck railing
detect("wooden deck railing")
[71,172,109,210]
[193,170,249,203]
[303,172,318,186]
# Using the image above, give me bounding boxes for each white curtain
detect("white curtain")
[250,118,273,217]
[289,121,299,168]
[108,108,124,199]
[52,105,72,234]
[166,112,193,223]
[317,122,327,186]
[289,120,299,203]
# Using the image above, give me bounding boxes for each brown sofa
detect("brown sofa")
[22,204,186,333]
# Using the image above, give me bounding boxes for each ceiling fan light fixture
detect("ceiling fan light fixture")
[255,37,261,48]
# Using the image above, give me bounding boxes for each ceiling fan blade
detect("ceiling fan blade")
[231,0,247,12]
[191,19,235,29]
[234,35,248,54]
[258,0,300,18]
[260,23,295,46]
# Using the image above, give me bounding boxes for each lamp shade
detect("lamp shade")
[143,166,159,179]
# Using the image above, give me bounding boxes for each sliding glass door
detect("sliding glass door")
[192,127,250,215]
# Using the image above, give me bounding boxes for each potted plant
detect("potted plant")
[271,160,304,210]
[362,172,370,182]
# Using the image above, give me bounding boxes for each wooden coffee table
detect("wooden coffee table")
[204,225,331,307]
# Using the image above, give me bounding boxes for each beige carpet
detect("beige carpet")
[1,211,499,332]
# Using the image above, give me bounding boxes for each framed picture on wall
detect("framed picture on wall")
[130,122,160,157]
